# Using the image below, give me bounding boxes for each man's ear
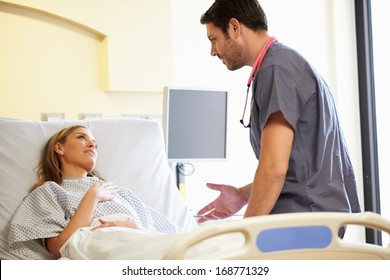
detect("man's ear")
[228,18,241,38]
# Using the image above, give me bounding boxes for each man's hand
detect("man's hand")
[196,183,249,223]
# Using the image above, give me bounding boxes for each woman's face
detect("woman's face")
[56,127,98,175]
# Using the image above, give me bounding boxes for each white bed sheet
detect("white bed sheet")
[60,214,244,260]
[60,214,183,260]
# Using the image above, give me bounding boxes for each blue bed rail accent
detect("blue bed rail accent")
[256,226,332,253]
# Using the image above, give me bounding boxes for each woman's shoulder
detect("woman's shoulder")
[24,181,63,202]
[11,182,61,222]
[30,181,61,193]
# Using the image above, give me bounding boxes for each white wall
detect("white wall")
[372,0,390,245]
[0,0,173,92]
[171,0,364,241]
[0,0,171,120]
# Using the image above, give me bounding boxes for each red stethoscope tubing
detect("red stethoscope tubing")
[240,37,277,128]
[247,37,277,87]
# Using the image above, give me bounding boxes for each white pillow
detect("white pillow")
[0,117,197,259]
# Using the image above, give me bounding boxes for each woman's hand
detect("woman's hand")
[46,182,119,258]
[91,218,143,231]
[88,182,119,202]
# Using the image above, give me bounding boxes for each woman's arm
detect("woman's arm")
[91,219,144,231]
[46,182,118,258]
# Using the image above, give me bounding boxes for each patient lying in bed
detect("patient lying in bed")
[8,125,182,260]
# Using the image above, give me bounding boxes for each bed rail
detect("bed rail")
[163,211,390,260]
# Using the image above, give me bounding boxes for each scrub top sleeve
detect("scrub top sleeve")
[255,65,305,131]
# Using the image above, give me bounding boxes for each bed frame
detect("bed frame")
[164,211,390,260]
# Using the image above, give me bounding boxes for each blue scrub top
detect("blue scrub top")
[249,42,361,214]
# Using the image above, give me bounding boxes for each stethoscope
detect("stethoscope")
[240,37,277,128]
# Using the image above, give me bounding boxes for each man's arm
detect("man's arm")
[244,111,294,217]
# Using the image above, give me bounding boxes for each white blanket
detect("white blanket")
[60,215,244,260]
[59,214,182,259]
[60,227,184,260]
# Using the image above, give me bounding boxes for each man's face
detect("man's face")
[206,22,245,71]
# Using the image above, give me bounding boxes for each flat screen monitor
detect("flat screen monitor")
[162,87,228,162]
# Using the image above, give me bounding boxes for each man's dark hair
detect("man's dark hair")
[200,0,268,34]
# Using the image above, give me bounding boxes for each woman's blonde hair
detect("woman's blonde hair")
[31,125,102,192]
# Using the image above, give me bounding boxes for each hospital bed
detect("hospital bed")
[1,117,389,260]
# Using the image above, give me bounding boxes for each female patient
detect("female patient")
[8,125,181,259]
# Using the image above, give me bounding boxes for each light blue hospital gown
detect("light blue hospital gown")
[8,177,181,259]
